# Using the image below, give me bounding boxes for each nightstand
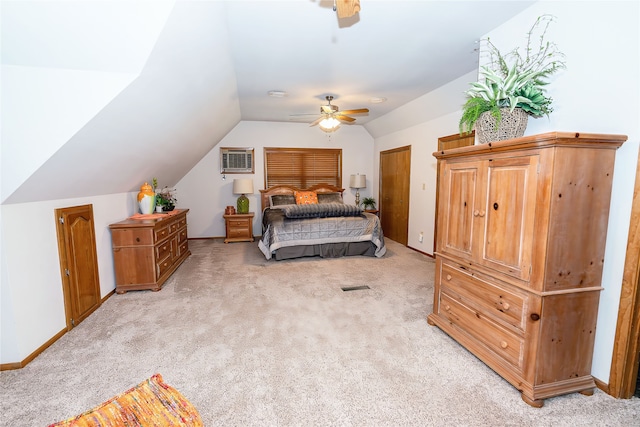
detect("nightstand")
[223,213,254,243]
[364,209,379,217]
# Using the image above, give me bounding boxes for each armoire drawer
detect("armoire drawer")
[439,292,524,370]
[440,261,527,331]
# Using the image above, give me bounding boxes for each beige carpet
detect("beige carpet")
[1,239,639,426]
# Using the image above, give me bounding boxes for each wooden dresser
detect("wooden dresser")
[427,132,626,407]
[109,209,191,293]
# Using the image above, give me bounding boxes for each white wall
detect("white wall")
[176,121,375,238]
[0,193,139,364]
[370,1,640,384]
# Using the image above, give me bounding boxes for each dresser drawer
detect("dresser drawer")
[228,218,251,228]
[177,227,188,243]
[439,292,524,370]
[178,240,189,256]
[155,240,171,262]
[154,225,171,242]
[176,216,187,229]
[111,228,153,246]
[440,261,527,331]
[228,227,251,238]
[157,255,172,278]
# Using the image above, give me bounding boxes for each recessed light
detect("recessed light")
[268,90,288,98]
[369,97,387,104]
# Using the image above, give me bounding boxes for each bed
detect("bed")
[258,184,386,260]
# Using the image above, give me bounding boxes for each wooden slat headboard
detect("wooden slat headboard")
[259,184,345,211]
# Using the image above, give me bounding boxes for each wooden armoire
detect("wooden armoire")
[427,132,626,407]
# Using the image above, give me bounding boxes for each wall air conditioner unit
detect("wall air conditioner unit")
[220,147,254,174]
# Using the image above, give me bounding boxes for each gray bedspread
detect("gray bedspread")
[258,209,386,260]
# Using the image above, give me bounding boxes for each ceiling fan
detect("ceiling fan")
[307,95,369,132]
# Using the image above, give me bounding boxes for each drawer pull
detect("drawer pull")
[502,302,510,311]
[136,237,140,242]
[530,313,540,321]
[474,210,480,217]
[444,305,451,311]
[500,341,508,349]
[446,274,452,281]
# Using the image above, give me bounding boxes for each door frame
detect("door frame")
[607,152,640,398]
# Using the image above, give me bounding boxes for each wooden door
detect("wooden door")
[380,146,411,245]
[55,204,101,329]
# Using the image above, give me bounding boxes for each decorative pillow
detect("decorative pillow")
[281,203,362,219]
[48,374,203,427]
[294,191,318,205]
[317,192,343,204]
[269,194,296,207]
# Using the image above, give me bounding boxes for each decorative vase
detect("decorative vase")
[237,194,249,214]
[476,107,528,144]
[137,182,156,214]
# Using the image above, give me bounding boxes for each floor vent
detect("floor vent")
[341,285,371,292]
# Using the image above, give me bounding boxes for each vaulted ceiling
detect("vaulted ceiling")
[1,0,535,204]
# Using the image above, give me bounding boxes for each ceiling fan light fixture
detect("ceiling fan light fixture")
[319,117,341,133]
[369,97,387,104]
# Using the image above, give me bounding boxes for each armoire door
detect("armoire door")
[380,146,411,245]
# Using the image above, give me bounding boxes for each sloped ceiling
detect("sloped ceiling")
[1,0,534,204]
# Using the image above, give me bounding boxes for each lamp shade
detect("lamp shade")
[233,178,254,195]
[319,117,341,133]
[349,174,366,189]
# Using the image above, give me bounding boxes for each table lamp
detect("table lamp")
[233,178,254,214]
[349,174,366,207]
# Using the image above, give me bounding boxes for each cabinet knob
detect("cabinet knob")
[444,305,451,311]
[136,237,140,242]
[479,210,486,217]
[500,341,508,349]
[473,210,480,217]
[446,274,452,281]
[502,302,510,311]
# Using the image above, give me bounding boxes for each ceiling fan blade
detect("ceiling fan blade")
[335,114,356,123]
[336,0,361,19]
[339,108,369,115]
[309,116,324,127]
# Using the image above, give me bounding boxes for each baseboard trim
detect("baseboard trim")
[1,290,116,371]
[594,376,609,394]
[407,246,434,258]
[0,327,67,371]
